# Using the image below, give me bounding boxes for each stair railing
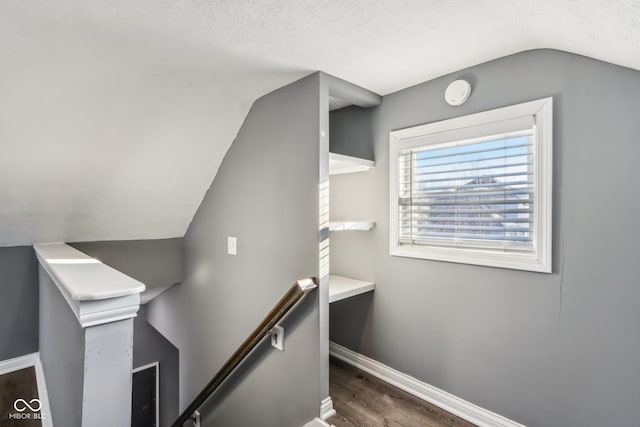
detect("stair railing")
[171,277,318,427]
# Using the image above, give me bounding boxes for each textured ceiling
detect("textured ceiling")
[1,0,639,246]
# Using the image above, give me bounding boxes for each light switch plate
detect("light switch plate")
[227,236,237,255]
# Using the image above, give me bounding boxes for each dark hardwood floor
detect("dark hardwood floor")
[328,357,476,427]
[0,366,41,427]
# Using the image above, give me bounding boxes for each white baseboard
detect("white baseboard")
[0,352,39,375]
[0,353,54,427]
[320,396,337,421]
[329,342,525,427]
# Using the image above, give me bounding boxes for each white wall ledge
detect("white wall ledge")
[34,243,145,327]
[329,221,375,231]
[329,275,375,303]
[329,153,375,175]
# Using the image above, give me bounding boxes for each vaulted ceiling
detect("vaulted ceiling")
[1,0,639,246]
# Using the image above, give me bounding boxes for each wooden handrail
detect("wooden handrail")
[171,277,318,427]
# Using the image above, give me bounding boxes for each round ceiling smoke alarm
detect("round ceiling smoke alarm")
[445,80,472,106]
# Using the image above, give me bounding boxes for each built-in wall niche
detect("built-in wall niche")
[329,221,375,231]
[329,274,374,303]
[328,152,376,233]
[328,152,376,303]
[329,152,374,175]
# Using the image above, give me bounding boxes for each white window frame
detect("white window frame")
[389,98,552,273]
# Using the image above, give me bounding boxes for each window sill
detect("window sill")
[391,245,551,273]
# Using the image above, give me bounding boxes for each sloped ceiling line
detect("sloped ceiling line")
[1,0,639,246]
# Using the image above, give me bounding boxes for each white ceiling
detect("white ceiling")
[1,0,639,246]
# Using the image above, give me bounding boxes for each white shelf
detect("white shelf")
[329,153,375,175]
[329,275,375,303]
[329,221,375,231]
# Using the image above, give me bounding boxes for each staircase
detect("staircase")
[5,243,322,427]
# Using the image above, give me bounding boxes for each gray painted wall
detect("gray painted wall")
[329,170,375,282]
[148,73,321,427]
[329,106,375,161]
[329,49,640,427]
[70,238,183,291]
[39,266,84,427]
[134,306,179,427]
[0,246,38,361]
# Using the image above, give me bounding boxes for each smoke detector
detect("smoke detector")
[445,80,472,106]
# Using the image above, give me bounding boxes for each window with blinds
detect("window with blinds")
[389,98,552,272]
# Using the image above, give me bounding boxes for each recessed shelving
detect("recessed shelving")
[329,153,375,175]
[328,152,375,303]
[329,275,375,303]
[329,221,375,231]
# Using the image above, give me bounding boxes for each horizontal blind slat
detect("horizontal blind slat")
[402,232,533,242]
[408,224,532,232]
[402,198,532,207]
[407,188,534,198]
[401,209,532,216]
[403,161,532,178]
[410,171,532,185]
[398,236,535,248]
[399,216,533,224]
[402,151,532,170]
[399,179,533,192]
[399,141,532,162]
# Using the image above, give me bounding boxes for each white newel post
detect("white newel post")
[34,243,145,427]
